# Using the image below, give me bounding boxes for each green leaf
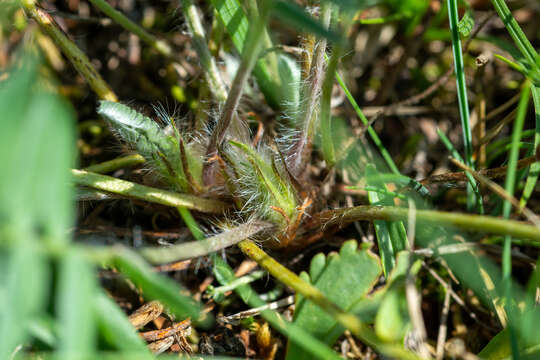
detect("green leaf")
[56,249,97,359]
[112,249,206,325]
[374,287,409,341]
[365,165,408,276]
[210,0,280,108]
[94,292,151,355]
[0,236,49,359]
[457,10,474,37]
[272,1,342,44]
[0,55,73,358]
[97,101,202,193]
[286,240,381,360]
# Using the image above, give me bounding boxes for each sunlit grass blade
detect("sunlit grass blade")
[489,0,537,64]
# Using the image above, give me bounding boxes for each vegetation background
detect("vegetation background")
[0,0,539,359]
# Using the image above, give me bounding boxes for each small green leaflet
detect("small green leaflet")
[458,10,474,37]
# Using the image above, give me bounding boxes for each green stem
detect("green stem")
[71,169,227,213]
[22,0,117,101]
[237,240,421,360]
[181,0,228,102]
[140,221,272,264]
[203,0,272,182]
[447,0,477,210]
[309,205,540,244]
[83,154,145,174]
[208,270,266,296]
[88,0,173,57]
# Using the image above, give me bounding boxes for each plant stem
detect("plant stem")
[71,169,227,213]
[84,154,145,174]
[203,0,271,183]
[22,0,117,101]
[181,0,228,102]
[237,239,421,360]
[308,205,540,243]
[140,221,273,264]
[447,0,477,210]
[88,0,173,57]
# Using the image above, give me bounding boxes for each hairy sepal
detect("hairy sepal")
[97,101,203,193]
[227,140,298,228]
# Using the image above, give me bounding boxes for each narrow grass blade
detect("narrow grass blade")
[501,83,531,356]
[334,69,400,174]
[139,221,273,264]
[56,249,97,359]
[489,0,537,64]
[94,292,152,355]
[447,0,477,211]
[210,0,279,107]
[88,0,172,57]
[22,3,117,101]
[112,249,205,324]
[272,1,341,43]
[436,128,484,213]
[181,0,228,102]
[520,87,540,209]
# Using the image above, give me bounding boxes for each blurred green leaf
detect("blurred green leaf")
[272,1,342,44]
[457,10,474,37]
[286,240,381,360]
[374,287,409,341]
[0,55,73,358]
[57,249,97,359]
[113,250,206,325]
[94,292,151,355]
